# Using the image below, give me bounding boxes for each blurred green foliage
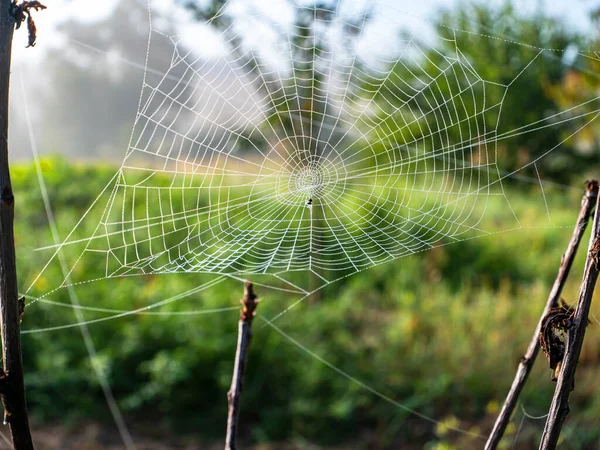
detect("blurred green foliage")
[12,1,600,449]
[11,157,600,449]
[182,0,600,187]
[366,2,600,187]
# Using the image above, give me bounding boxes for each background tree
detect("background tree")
[370,3,592,185]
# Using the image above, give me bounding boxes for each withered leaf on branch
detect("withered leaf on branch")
[11,1,47,47]
[540,303,574,381]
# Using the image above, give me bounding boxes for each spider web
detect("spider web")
[37,0,524,297]
[26,0,600,330]
[19,0,600,446]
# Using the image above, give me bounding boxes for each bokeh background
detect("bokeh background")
[4,0,600,449]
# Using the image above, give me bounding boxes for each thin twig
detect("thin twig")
[485,180,598,450]
[225,281,259,450]
[0,1,36,448]
[539,187,600,450]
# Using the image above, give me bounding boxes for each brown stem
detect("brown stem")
[538,188,600,450]
[0,2,34,449]
[225,281,258,450]
[485,181,598,450]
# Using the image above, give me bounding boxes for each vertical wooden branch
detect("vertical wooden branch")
[0,2,34,449]
[538,189,600,449]
[225,281,258,450]
[486,181,598,450]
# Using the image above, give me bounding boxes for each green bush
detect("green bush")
[13,157,600,449]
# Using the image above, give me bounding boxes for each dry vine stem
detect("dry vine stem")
[485,180,598,450]
[538,187,600,449]
[225,281,259,450]
[0,1,45,448]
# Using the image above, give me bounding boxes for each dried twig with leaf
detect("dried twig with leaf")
[0,1,46,448]
[539,193,600,449]
[485,180,598,450]
[540,301,574,382]
[11,0,46,47]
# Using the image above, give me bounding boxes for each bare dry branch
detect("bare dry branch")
[485,180,598,450]
[0,1,35,448]
[225,281,259,450]
[539,188,600,449]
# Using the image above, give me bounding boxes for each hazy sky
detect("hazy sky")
[12,0,597,63]
[8,0,598,163]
